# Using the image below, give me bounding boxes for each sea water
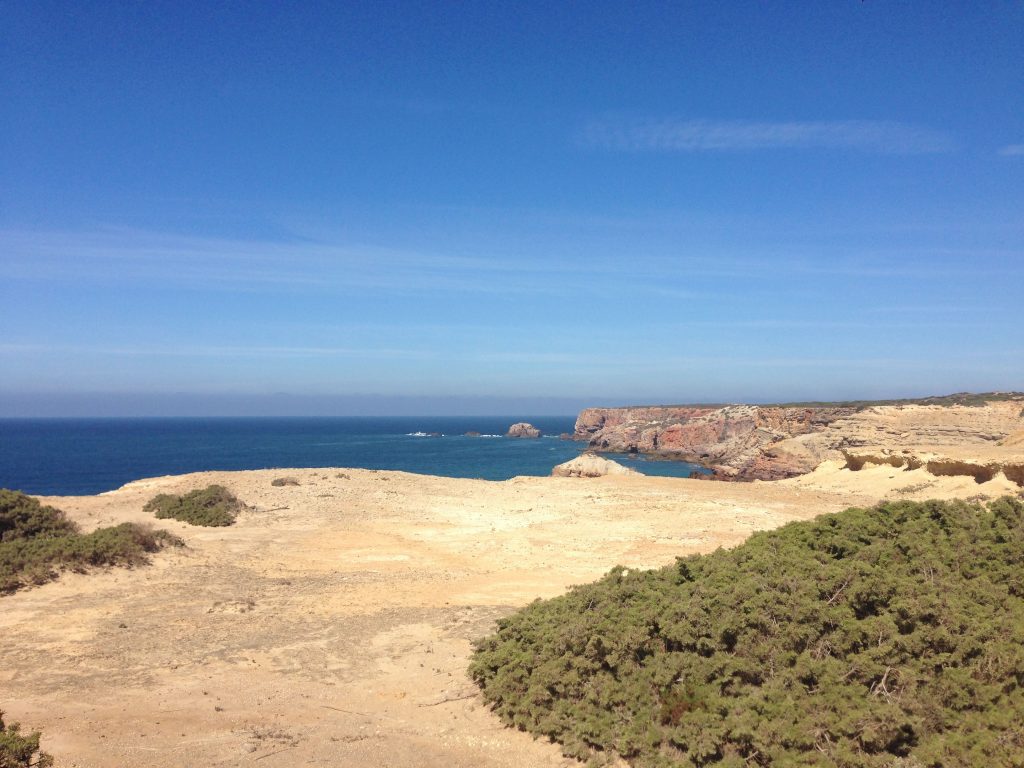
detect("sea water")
[0,417,710,495]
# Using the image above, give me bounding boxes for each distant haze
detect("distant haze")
[0,392,595,418]
[5,388,1022,418]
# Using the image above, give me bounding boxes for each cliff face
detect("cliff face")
[574,405,856,480]
[574,398,1024,481]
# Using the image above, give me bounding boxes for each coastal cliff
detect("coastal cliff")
[574,394,1024,481]
[575,404,855,480]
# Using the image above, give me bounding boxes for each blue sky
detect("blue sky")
[1,1,1022,415]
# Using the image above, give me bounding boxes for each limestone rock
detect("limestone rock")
[551,454,638,478]
[573,397,1024,482]
[506,422,541,438]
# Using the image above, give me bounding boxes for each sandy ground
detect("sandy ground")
[2,465,1019,767]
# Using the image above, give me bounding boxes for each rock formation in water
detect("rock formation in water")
[506,422,542,438]
[574,394,1024,482]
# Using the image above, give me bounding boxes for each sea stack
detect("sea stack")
[506,422,542,438]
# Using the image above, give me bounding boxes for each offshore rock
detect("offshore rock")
[551,454,638,478]
[506,422,542,439]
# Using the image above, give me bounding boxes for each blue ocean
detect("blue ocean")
[0,417,708,496]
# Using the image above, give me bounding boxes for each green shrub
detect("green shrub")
[0,489,77,543]
[0,523,182,594]
[143,485,243,527]
[0,490,183,594]
[0,710,53,768]
[470,497,1024,767]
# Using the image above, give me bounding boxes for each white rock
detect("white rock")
[551,453,639,478]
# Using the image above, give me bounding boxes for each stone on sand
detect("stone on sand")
[551,453,638,478]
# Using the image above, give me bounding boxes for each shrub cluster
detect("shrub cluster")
[143,484,243,527]
[0,710,52,768]
[0,489,181,594]
[0,490,78,543]
[470,497,1024,767]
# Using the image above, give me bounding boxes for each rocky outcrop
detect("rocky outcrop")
[840,453,1024,487]
[575,396,1024,481]
[506,422,541,439]
[574,405,855,480]
[551,454,638,478]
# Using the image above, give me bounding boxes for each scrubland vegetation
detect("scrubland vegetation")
[0,710,52,768]
[471,497,1024,767]
[0,489,181,594]
[773,391,1024,409]
[626,391,1024,410]
[144,484,243,526]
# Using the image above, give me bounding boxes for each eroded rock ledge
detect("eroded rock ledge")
[842,452,1024,487]
[574,395,1024,482]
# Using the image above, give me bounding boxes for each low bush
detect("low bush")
[0,710,52,768]
[144,485,243,527]
[271,477,300,487]
[470,497,1024,767]
[0,490,182,595]
[0,489,77,542]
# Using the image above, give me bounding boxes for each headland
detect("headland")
[575,392,1024,482]
[2,393,1023,766]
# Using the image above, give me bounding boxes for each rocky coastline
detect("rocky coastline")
[6,403,1024,767]
[574,395,1024,482]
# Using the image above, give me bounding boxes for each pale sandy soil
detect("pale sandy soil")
[1,465,1018,767]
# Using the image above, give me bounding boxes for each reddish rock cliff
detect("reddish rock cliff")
[574,398,1024,482]
[574,405,858,480]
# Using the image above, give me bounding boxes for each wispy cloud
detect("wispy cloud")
[862,304,991,315]
[0,228,585,297]
[3,226,1019,314]
[3,227,1012,296]
[581,118,955,154]
[999,144,1024,156]
[0,342,431,360]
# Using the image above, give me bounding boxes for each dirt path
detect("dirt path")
[0,466,1006,767]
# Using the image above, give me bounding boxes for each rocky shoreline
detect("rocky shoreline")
[6,410,1023,767]
[574,395,1024,483]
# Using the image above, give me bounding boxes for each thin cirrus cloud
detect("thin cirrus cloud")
[0,228,585,297]
[999,144,1024,156]
[580,118,955,154]
[3,227,1013,300]
[0,342,432,360]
